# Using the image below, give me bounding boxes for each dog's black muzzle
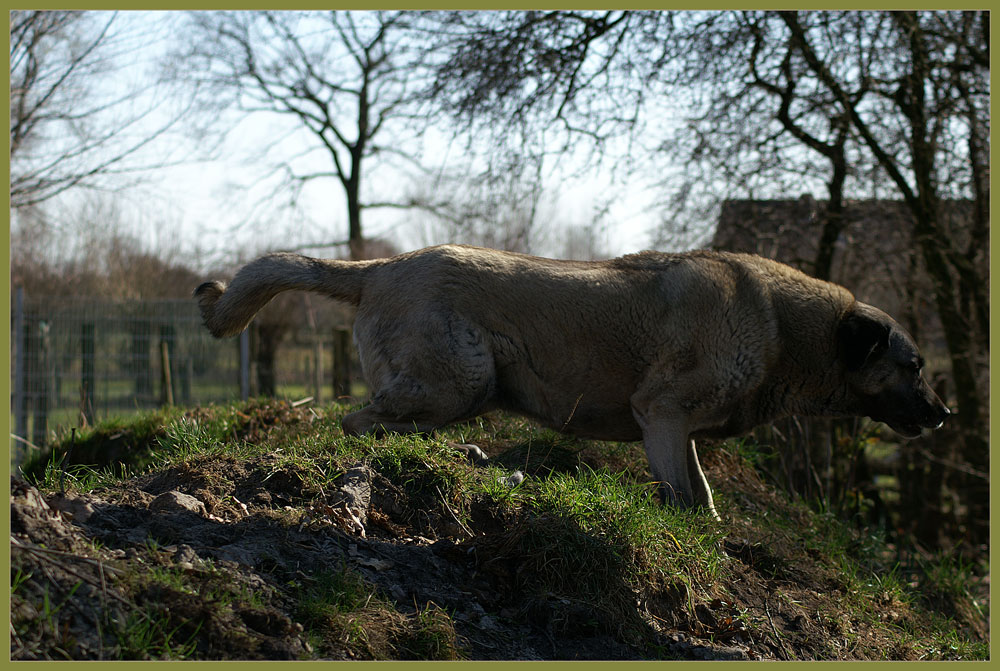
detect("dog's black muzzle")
[883,393,950,438]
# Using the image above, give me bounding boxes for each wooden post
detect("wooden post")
[160,341,174,406]
[80,322,95,425]
[31,320,51,447]
[332,328,351,399]
[159,324,176,406]
[22,320,38,441]
[313,338,323,404]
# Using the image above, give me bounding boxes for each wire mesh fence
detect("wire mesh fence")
[10,289,357,464]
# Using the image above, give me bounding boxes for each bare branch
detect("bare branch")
[10,11,195,209]
[174,10,433,257]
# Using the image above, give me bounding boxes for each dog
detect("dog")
[195,245,950,518]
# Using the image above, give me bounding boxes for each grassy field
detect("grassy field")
[11,399,990,660]
[11,379,368,467]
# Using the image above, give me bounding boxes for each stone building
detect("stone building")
[711,195,978,348]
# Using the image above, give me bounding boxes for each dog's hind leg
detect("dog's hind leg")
[341,382,494,437]
[343,313,497,437]
[341,403,441,437]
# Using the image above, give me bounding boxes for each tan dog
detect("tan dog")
[196,245,950,518]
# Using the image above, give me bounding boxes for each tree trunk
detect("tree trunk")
[347,186,364,260]
[253,322,287,398]
[895,11,988,547]
[813,151,847,281]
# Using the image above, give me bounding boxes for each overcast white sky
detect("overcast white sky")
[143,115,666,265]
[20,10,678,271]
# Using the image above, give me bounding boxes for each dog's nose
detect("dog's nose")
[931,404,951,429]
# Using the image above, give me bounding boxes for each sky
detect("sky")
[142,116,666,266]
[14,10,677,272]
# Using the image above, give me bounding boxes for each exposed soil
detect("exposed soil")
[9,402,989,660]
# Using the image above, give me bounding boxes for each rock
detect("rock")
[48,492,98,523]
[500,471,525,488]
[150,491,208,516]
[11,479,72,540]
[337,465,372,526]
[695,602,718,629]
[174,544,200,565]
[12,480,50,512]
[215,543,259,567]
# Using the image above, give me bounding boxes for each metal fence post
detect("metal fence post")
[239,328,250,401]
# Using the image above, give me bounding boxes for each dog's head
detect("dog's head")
[837,303,950,438]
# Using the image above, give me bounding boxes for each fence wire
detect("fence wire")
[10,290,357,463]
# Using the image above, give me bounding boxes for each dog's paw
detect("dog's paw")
[447,442,489,466]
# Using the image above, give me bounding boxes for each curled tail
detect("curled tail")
[194,252,373,338]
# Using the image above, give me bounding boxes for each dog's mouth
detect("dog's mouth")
[883,415,946,438]
[886,421,924,439]
[869,399,949,439]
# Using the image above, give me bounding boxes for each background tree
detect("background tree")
[178,10,429,260]
[425,11,655,147]
[10,195,202,300]
[778,10,989,545]
[415,11,671,244]
[653,12,862,280]
[423,9,989,554]
[9,10,190,209]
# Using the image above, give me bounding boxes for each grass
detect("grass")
[18,406,186,485]
[12,399,990,661]
[292,564,458,660]
[117,609,202,660]
[11,378,369,463]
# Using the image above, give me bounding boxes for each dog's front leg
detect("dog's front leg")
[631,405,695,509]
[631,396,720,519]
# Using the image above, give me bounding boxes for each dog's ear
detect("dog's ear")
[837,309,891,371]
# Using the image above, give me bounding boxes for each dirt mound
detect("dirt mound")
[10,403,990,660]
[12,457,754,660]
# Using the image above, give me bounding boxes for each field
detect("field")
[10,399,990,660]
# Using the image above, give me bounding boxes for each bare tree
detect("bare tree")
[776,10,989,543]
[178,11,429,260]
[652,10,989,548]
[9,11,190,209]
[404,147,546,253]
[423,9,990,552]
[683,13,858,279]
[424,11,659,148]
